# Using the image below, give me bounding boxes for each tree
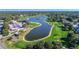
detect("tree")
[2,22,9,36]
[2,29,9,36]
[65,31,76,48]
[2,15,13,36]
[66,17,73,22]
[36,41,45,49]
[47,15,56,22]
[3,18,9,34]
[62,23,73,31]
[26,44,33,49]
[33,44,40,49]
[44,41,53,49]
[52,40,62,49]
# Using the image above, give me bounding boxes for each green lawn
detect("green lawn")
[28,22,41,28]
[14,40,27,48]
[19,16,28,21]
[43,22,68,42]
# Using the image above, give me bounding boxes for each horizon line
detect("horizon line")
[0,9,79,11]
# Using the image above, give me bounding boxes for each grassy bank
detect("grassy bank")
[43,22,68,42]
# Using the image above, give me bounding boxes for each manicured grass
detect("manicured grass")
[19,16,28,21]
[28,22,41,28]
[6,40,27,49]
[14,40,27,48]
[44,22,68,42]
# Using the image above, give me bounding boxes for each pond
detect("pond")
[25,16,52,41]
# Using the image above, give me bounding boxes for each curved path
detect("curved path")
[25,16,52,41]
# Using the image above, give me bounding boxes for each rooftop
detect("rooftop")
[0,20,4,24]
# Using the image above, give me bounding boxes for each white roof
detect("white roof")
[0,35,3,39]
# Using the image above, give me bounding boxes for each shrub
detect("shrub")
[15,41,27,48]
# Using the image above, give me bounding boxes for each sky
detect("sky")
[0,9,79,11]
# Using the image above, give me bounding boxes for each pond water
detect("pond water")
[25,16,52,41]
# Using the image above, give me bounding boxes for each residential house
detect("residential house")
[73,23,79,33]
[0,20,4,34]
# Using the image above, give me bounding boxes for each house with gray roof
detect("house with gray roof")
[73,23,79,33]
[0,20,4,34]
